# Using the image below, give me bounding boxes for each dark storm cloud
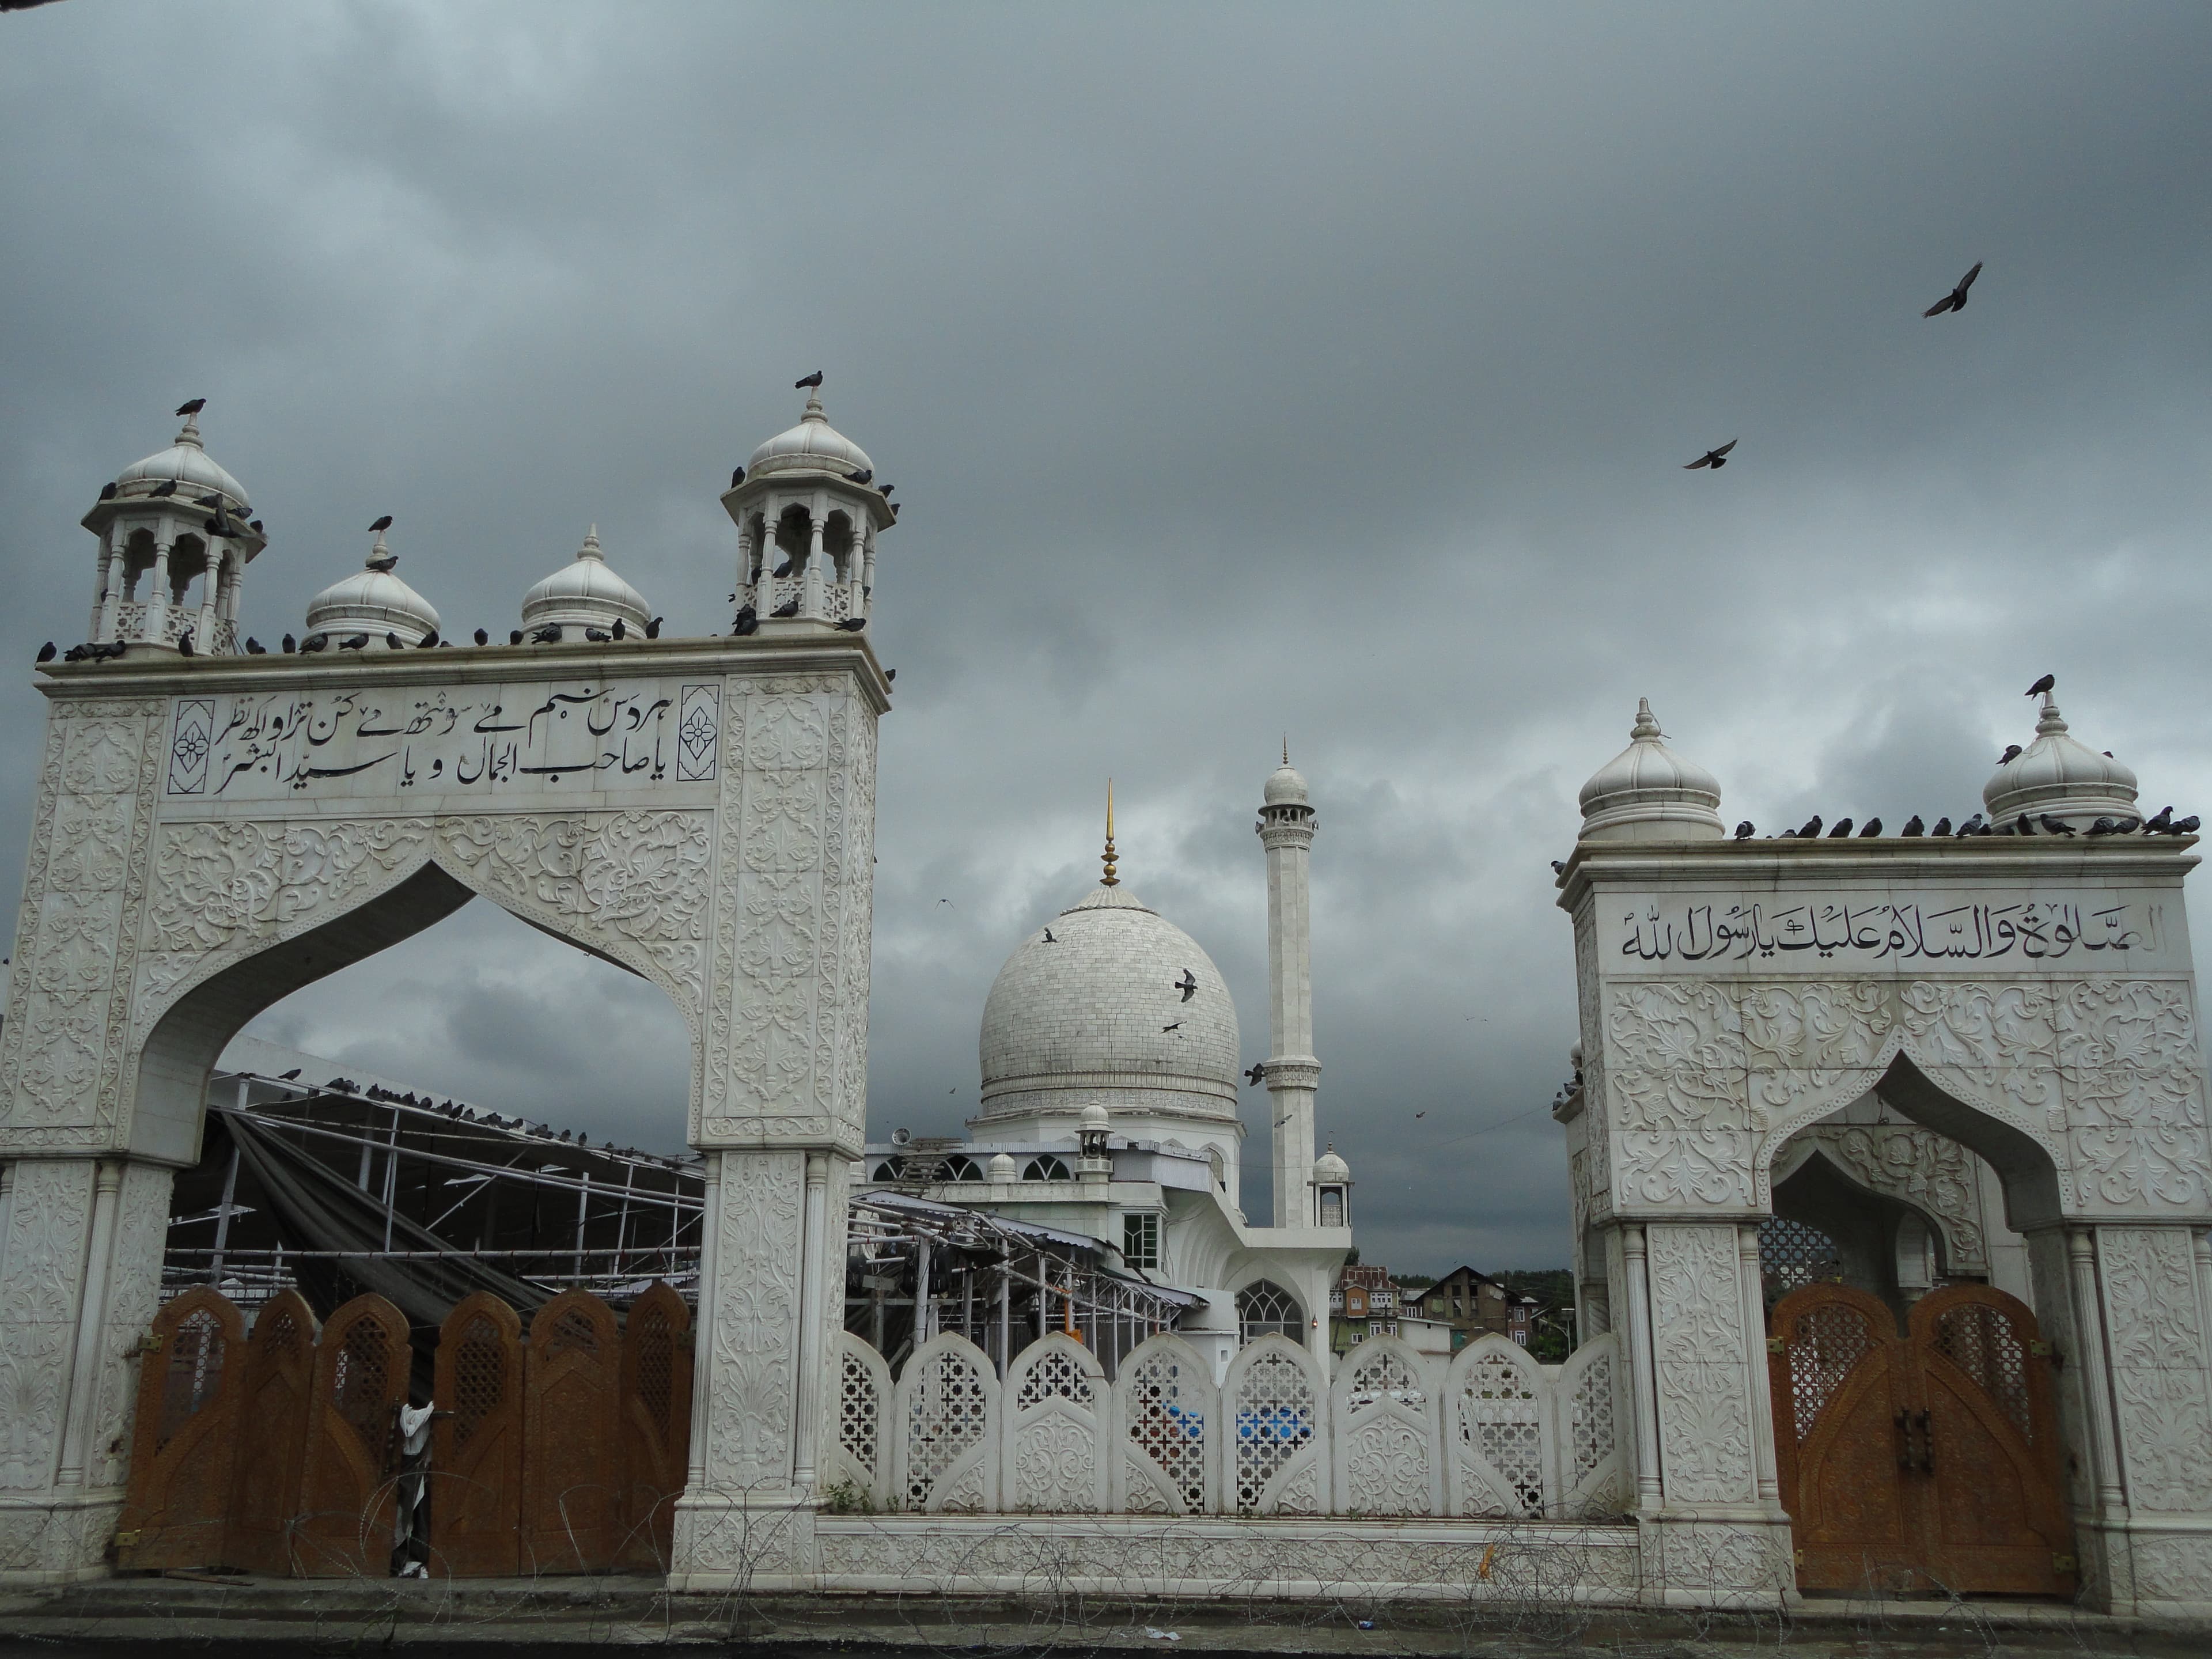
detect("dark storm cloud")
[4,3,2210,1273]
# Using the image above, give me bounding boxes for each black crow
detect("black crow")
[795,370,824,389]
[175,397,206,416]
[2026,672,2055,698]
[1684,439,1737,470]
[368,514,393,533]
[1924,261,1983,317]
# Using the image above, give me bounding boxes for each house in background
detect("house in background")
[1400,1264,1541,1350]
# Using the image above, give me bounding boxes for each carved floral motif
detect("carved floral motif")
[2099,1226,2212,1512]
[703,1150,804,1487]
[1645,1224,1755,1504]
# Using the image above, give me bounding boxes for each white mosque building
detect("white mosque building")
[861,768,1354,1378]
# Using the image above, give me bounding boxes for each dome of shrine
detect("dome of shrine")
[1984,690,2139,828]
[306,532,440,645]
[747,388,873,480]
[1264,762,1310,807]
[520,527,652,637]
[112,411,249,507]
[1577,698,1725,842]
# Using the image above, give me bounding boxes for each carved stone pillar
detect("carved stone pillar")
[142,539,172,644]
[801,514,826,619]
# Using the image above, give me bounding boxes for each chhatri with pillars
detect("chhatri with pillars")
[5,382,2212,1615]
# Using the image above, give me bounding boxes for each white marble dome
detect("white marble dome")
[113,412,249,507]
[1578,698,1725,842]
[976,884,1241,1131]
[521,527,651,637]
[1313,1145,1350,1182]
[747,389,872,480]
[1984,691,2139,827]
[306,534,440,645]
[1263,762,1309,806]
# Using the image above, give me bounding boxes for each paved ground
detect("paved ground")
[1,1576,2208,1656]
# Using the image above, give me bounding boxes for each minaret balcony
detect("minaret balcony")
[751,573,855,623]
[112,600,237,655]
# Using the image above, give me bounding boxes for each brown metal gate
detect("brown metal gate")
[115,1288,247,1569]
[1769,1282,2075,1596]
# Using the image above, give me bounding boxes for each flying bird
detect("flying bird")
[368,514,393,533]
[1174,968,1198,1002]
[645,616,662,638]
[2026,672,2055,698]
[282,634,298,653]
[1244,1063,1266,1085]
[1923,261,1983,317]
[1162,1022,1181,1033]
[1733,821,1754,839]
[473,628,488,646]
[1684,439,1737,471]
[1414,1111,1426,1119]
[175,398,206,416]
[795,370,824,389]
[245,637,266,655]
[1998,744,2022,765]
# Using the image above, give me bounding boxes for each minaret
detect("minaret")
[1257,743,1320,1227]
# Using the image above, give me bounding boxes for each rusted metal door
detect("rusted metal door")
[223,1289,319,1574]
[1770,1282,2074,1596]
[430,1291,524,1577]
[116,1287,247,1570]
[521,1290,622,1574]
[616,1281,693,1570]
[293,1293,412,1577]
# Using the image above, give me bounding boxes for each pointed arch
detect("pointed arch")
[1329,1332,1442,1516]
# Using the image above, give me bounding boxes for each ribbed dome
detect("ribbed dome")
[747,389,872,480]
[1313,1145,1350,1182]
[1578,698,1725,842]
[306,533,440,644]
[1264,763,1309,806]
[976,884,1240,1130]
[1984,691,2139,827]
[520,527,651,637]
[113,412,249,506]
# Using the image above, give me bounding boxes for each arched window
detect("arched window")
[1021,1156,1071,1181]
[1237,1279,1303,1344]
[869,1161,899,1182]
[944,1156,984,1182]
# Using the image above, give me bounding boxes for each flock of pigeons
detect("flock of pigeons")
[1681,260,1984,471]
[262,1070,689,1171]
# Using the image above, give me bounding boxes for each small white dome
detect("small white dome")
[1578,698,1725,842]
[1263,763,1309,806]
[1313,1145,1351,1182]
[987,1152,1019,1180]
[747,389,873,480]
[520,527,651,637]
[1080,1101,1111,1133]
[306,533,440,644]
[1984,690,2139,828]
[112,412,249,506]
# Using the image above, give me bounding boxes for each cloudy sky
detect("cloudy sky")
[4,3,2210,1275]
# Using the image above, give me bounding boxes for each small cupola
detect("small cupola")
[520,526,651,642]
[1313,1143,1352,1228]
[723,381,893,630]
[1577,698,1725,842]
[306,525,441,646]
[82,403,268,654]
[1984,684,2139,828]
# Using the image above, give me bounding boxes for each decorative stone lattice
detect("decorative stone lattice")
[903,1344,990,1509]
[838,1345,878,1482]
[1784,1301,1872,1445]
[1122,1343,1207,1513]
[1455,1347,1545,1517]
[1015,1348,1093,1408]
[1758,1216,1843,1305]
[1569,1348,1616,1488]
[1346,1346,1422,1410]
[1232,1349,1315,1510]
[1931,1301,2031,1442]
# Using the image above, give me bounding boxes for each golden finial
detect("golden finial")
[1101,779,1119,887]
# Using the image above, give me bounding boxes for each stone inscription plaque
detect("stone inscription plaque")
[164,678,720,801]
[1605,887,2187,976]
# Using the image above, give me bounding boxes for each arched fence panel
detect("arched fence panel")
[1001,1332,1108,1513]
[831,1329,893,1510]
[1446,1334,1550,1519]
[223,1289,319,1574]
[430,1291,524,1578]
[617,1280,694,1571]
[1224,1334,1328,1515]
[1112,1332,1218,1516]
[294,1293,413,1577]
[1552,1331,1628,1519]
[1330,1335,1444,1517]
[521,1289,623,1574]
[116,1286,247,1570]
[891,1333,999,1513]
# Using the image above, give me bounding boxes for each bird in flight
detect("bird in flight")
[1244,1063,1266,1085]
[795,370,824,389]
[1923,261,1983,317]
[175,397,206,416]
[1162,1021,1181,1033]
[1414,1110,1426,1119]
[368,514,394,534]
[2026,673,2055,698]
[1173,968,1198,1002]
[1684,440,1737,471]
